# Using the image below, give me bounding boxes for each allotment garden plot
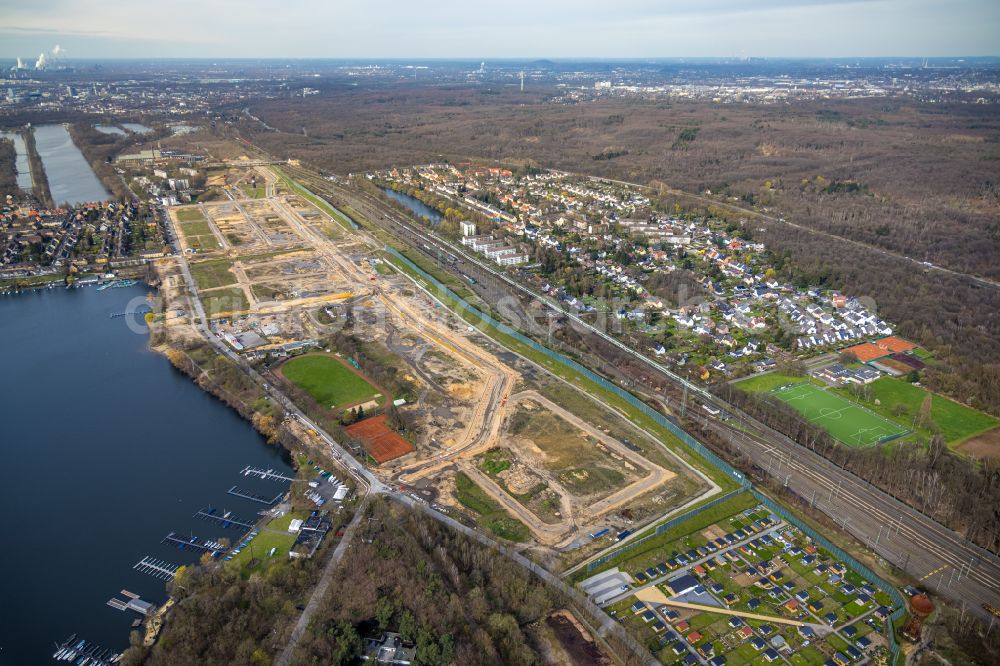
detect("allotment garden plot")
[771,383,908,447]
[586,493,895,666]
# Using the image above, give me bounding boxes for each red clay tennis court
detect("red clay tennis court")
[346,415,415,464]
[843,342,887,362]
[875,336,916,354]
[844,336,917,362]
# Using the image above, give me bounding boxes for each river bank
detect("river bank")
[112,258,367,662]
[0,264,152,293]
[0,129,33,191]
[22,125,53,206]
[68,122,140,200]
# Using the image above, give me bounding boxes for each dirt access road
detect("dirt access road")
[384,288,518,483]
[511,391,677,522]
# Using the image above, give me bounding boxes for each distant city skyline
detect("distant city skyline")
[1,0,997,60]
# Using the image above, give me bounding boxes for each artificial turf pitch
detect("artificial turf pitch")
[770,382,909,447]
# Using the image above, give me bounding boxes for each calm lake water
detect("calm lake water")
[382,187,442,225]
[33,124,109,206]
[0,130,33,191]
[0,285,292,664]
[121,123,152,135]
[94,125,127,136]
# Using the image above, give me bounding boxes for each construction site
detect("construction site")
[158,161,715,557]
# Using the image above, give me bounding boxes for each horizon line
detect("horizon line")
[3,55,999,62]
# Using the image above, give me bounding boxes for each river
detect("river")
[32,124,110,206]
[0,285,292,664]
[0,130,33,191]
[381,187,442,225]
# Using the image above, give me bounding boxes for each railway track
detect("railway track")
[275,167,1000,618]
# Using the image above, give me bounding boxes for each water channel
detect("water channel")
[381,187,442,225]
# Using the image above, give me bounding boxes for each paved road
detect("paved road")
[513,390,677,521]
[692,408,1000,617]
[395,494,660,666]
[275,495,371,666]
[294,176,1000,620]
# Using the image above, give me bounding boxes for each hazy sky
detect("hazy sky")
[1,0,997,59]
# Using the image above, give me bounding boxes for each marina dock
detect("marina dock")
[227,485,283,505]
[96,279,139,291]
[109,305,151,318]
[240,465,294,482]
[161,531,225,553]
[193,506,255,530]
[52,634,121,665]
[133,556,180,581]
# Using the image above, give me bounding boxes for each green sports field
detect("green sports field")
[833,377,998,446]
[280,354,381,409]
[771,383,909,447]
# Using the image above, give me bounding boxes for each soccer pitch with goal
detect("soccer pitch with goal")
[770,382,909,447]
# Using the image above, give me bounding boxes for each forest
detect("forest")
[125,497,615,665]
[289,498,606,665]
[124,546,325,665]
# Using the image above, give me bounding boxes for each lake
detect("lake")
[32,124,110,206]
[382,187,442,225]
[94,125,127,136]
[0,284,292,664]
[0,130,33,191]
[122,123,152,135]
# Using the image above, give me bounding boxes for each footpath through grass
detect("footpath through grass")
[454,472,530,542]
[239,184,266,199]
[273,168,356,231]
[281,354,380,408]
